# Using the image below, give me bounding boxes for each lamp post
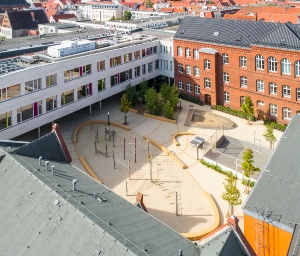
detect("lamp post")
[108,112,110,125]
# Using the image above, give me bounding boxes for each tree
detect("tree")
[242,148,260,194]
[0,36,6,43]
[163,100,174,119]
[138,79,148,104]
[159,83,179,110]
[242,96,254,125]
[125,83,138,106]
[122,11,132,21]
[120,93,131,125]
[221,172,242,216]
[263,124,277,149]
[145,87,162,115]
[109,16,116,21]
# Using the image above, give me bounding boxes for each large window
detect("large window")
[204,59,210,70]
[222,53,229,64]
[283,85,291,98]
[110,56,121,67]
[124,53,132,63]
[97,60,105,71]
[0,84,20,102]
[295,61,300,76]
[223,72,229,83]
[46,74,57,87]
[64,64,91,82]
[148,62,153,73]
[195,84,200,94]
[142,64,146,75]
[268,57,277,72]
[178,63,183,73]
[256,55,264,70]
[194,49,199,59]
[297,88,300,101]
[0,111,12,130]
[177,46,183,56]
[61,90,74,106]
[281,58,291,75]
[98,79,105,92]
[185,47,191,57]
[270,104,277,116]
[134,50,140,59]
[25,78,42,94]
[155,59,159,70]
[204,78,211,88]
[224,92,230,103]
[111,74,118,87]
[186,65,191,75]
[269,82,277,95]
[194,66,200,76]
[187,82,192,92]
[240,56,247,67]
[135,66,140,77]
[120,69,133,83]
[240,76,247,88]
[77,84,91,100]
[256,80,264,92]
[283,107,291,120]
[178,80,184,90]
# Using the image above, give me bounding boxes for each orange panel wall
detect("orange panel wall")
[244,214,292,256]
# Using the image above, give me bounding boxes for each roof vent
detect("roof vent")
[72,179,77,191]
[98,197,107,202]
[179,249,183,256]
[51,165,55,175]
[45,161,49,171]
[213,31,219,36]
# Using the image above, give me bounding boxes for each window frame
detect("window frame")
[256,55,264,70]
[256,80,264,92]
[268,56,277,72]
[222,53,229,64]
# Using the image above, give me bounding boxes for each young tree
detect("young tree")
[263,124,277,149]
[242,96,254,125]
[120,93,131,125]
[122,11,132,20]
[163,100,174,119]
[242,148,260,194]
[145,87,162,115]
[125,83,138,106]
[160,83,171,103]
[221,172,242,216]
[138,79,148,104]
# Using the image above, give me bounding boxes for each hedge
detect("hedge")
[212,105,255,121]
[179,93,202,105]
[264,120,287,132]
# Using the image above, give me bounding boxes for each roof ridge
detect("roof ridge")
[284,22,300,41]
[252,22,283,44]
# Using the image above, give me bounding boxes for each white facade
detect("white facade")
[0,35,174,139]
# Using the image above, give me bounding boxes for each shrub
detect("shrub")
[212,105,255,121]
[179,93,202,105]
[263,120,286,132]
[200,159,228,175]
[242,178,255,188]
[163,101,174,119]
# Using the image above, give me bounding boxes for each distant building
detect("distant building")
[0,0,30,12]
[0,9,49,38]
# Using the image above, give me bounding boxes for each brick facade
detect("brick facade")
[174,39,300,124]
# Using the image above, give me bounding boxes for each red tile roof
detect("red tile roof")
[161,7,174,12]
[51,13,76,22]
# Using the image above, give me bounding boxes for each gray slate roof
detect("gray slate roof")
[0,0,29,7]
[174,17,300,50]
[243,114,300,233]
[5,133,200,256]
[199,226,249,256]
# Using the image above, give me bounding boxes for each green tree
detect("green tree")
[263,124,277,149]
[0,36,6,42]
[242,148,260,194]
[163,101,174,119]
[138,79,148,104]
[109,16,116,21]
[241,96,254,125]
[221,172,242,216]
[125,83,138,106]
[122,11,132,21]
[120,93,131,125]
[145,87,162,115]
[159,83,179,110]
[160,83,171,103]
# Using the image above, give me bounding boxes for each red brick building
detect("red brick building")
[174,17,300,123]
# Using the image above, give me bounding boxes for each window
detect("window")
[257,100,265,106]
[25,78,42,94]
[46,96,57,112]
[0,84,20,102]
[185,47,191,57]
[135,66,140,77]
[142,64,146,74]
[222,53,229,64]
[194,66,200,76]
[297,88,300,101]
[186,65,191,75]
[148,62,153,73]
[155,59,159,70]
[98,78,105,91]
[240,56,247,67]
[61,90,74,106]
[204,59,210,70]
[134,50,140,59]
[224,92,230,103]
[170,61,172,71]
[256,80,264,92]
[46,74,57,87]
[0,111,12,130]
[97,60,105,71]
[195,84,200,94]
[223,72,229,83]
[283,107,291,120]
[270,104,277,116]
[268,57,277,72]
[142,49,146,58]
[281,58,291,75]
[124,53,132,63]
[153,46,157,53]
[177,46,183,56]
[204,78,211,88]
[178,63,183,73]
[163,60,168,70]
[256,55,264,70]
[295,61,300,76]
[178,80,184,90]
[194,49,199,59]
[187,82,192,92]
[240,96,245,107]
[77,84,91,100]
[110,57,121,67]
[269,83,277,95]
[240,76,247,87]
[110,74,118,87]
[64,65,91,82]
[283,85,291,98]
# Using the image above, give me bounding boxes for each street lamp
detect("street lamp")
[108,112,110,125]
